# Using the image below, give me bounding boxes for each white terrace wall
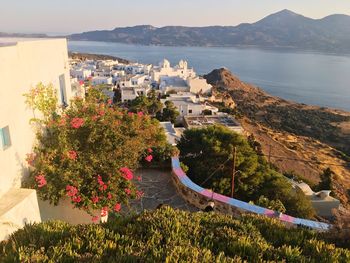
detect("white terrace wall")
[0,39,72,198]
[0,39,73,240]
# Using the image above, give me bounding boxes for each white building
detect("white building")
[151,59,196,82]
[289,180,340,217]
[91,76,113,85]
[159,122,180,146]
[184,114,243,134]
[70,68,92,81]
[130,75,150,87]
[159,76,189,94]
[187,76,212,95]
[0,39,74,240]
[120,85,151,102]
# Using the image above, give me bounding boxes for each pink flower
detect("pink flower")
[91,115,99,121]
[107,99,112,105]
[92,216,99,222]
[125,188,131,195]
[101,207,108,217]
[137,111,144,117]
[66,185,78,197]
[137,176,142,182]
[99,184,107,192]
[35,174,47,188]
[147,148,153,153]
[97,175,104,185]
[136,190,144,199]
[128,112,134,117]
[97,175,108,191]
[26,153,36,166]
[145,155,153,162]
[107,193,113,200]
[72,195,82,203]
[99,110,105,116]
[92,196,99,204]
[70,117,84,129]
[114,203,121,212]
[79,80,84,86]
[67,150,77,160]
[120,167,133,181]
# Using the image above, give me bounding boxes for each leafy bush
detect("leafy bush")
[23,85,167,219]
[177,125,315,218]
[1,207,349,262]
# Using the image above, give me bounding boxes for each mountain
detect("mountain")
[68,10,350,53]
[0,32,48,38]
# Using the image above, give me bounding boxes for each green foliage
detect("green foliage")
[156,101,180,124]
[23,88,167,216]
[129,91,163,116]
[177,125,315,218]
[252,195,286,213]
[1,207,349,262]
[316,168,335,192]
[23,83,58,122]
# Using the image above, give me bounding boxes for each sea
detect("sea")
[68,41,350,112]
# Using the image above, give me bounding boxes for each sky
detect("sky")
[1,0,350,34]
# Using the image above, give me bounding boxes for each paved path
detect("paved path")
[125,168,198,213]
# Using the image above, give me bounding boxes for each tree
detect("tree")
[129,91,163,116]
[177,125,315,218]
[317,168,335,191]
[177,125,263,197]
[157,101,179,124]
[23,85,167,220]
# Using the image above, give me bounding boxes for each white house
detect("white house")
[91,76,113,85]
[70,68,92,81]
[289,180,340,217]
[130,75,150,86]
[120,84,151,102]
[187,76,212,94]
[0,39,74,240]
[159,76,189,94]
[151,59,196,82]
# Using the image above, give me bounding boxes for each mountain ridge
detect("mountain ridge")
[68,10,350,54]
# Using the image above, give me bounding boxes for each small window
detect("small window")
[189,109,193,114]
[0,126,12,150]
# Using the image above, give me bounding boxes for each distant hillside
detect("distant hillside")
[68,10,350,54]
[0,32,48,38]
[69,52,130,64]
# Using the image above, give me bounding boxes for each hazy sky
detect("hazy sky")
[1,0,350,34]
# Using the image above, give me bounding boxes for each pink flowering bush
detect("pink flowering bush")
[24,88,166,217]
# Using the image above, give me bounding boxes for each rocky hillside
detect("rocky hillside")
[68,10,350,54]
[204,68,350,205]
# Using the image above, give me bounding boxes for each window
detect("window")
[0,126,11,150]
[59,74,67,106]
[189,109,193,114]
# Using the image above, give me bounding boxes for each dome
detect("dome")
[160,59,170,68]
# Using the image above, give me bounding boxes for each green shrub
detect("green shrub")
[1,207,349,262]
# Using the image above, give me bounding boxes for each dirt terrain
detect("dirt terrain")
[204,68,350,206]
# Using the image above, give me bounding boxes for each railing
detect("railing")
[171,157,331,231]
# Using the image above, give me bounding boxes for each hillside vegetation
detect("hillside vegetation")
[1,207,349,262]
[204,68,350,206]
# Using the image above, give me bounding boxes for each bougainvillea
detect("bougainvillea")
[24,87,166,219]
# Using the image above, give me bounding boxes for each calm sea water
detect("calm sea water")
[68,41,350,111]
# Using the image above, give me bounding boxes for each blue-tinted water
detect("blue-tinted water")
[68,41,350,111]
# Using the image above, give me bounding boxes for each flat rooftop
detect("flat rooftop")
[184,115,241,128]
